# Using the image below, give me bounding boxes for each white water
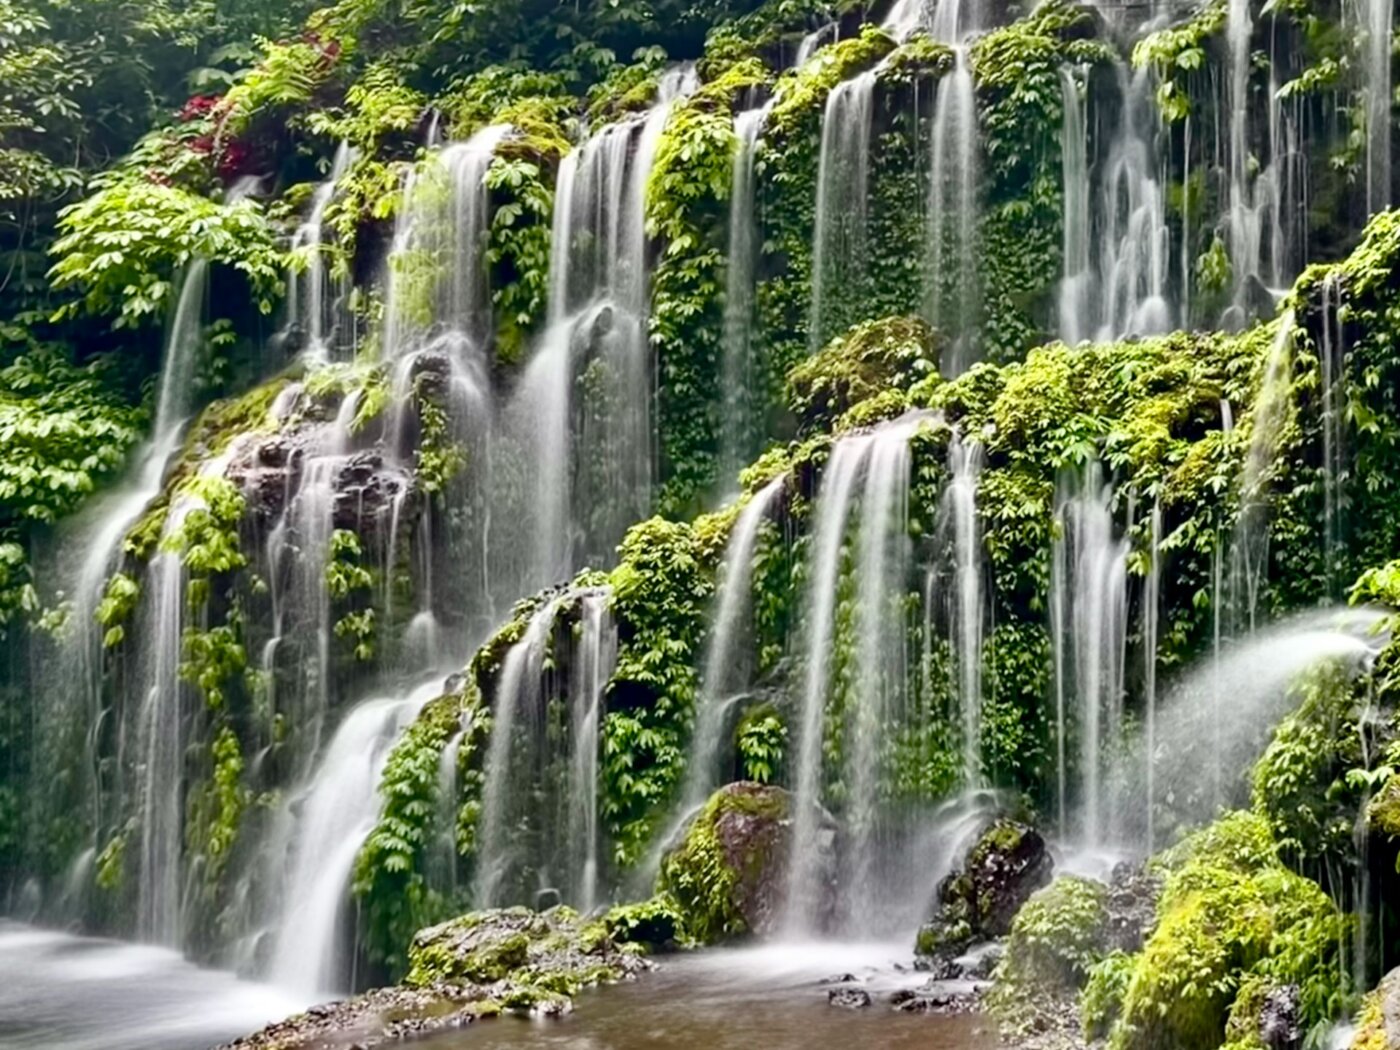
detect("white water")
[944,435,984,788]
[1363,0,1393,212]
[267,680,439,995]
[720,103,775,487]
[1319,274,1347,596]
[1058,66,1092,346]
[785,415,928,936]
[926,49,979,374]
[568,591,616,912]
[288,140,356,362]
[1052,464,1129,850]
[810,71,875,352]
[0,922,304,1050]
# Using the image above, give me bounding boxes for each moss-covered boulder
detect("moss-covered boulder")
[915,818,1053,962]
[1352,967,1400,1049]
[658,781,832,943]
[223,906,648,1050]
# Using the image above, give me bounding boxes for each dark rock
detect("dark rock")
[659,782,838,942]
[535,888,562,911]
[1258,984,1303,1049]
[914,955,963,981]
[827,987,872,1009]
[890,987,980,1014]
[964,943,1003,980]
[1104,862,1162,954]
[819,973,859,985]
[915,818,1053,963]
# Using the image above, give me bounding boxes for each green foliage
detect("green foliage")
[990,875,1109,1001]
[604,515,722,865]
[603,893,686,950]
[188,725,249,887]
[785,314,938,433]
[49,181,284,327]
[657,782,787,944]
[355,685,483,978]
[1101,813,1347,1050]
[1131,0,1227,122]
[736,707,785,784]
[95,572,140,648]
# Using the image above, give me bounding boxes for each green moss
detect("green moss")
[1102,813,1347,1050]
[992,875,1109,992]
[603,894,687,951]
[785,315,939,434]
[657,782,788,945]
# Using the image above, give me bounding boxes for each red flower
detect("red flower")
[179,94,223,123]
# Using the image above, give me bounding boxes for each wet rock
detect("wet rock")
[659,782,838,943]
[890,986,981,1014]
[1104,861,1161,954]
[535,887,562,911]
[915,818,1053,963]
[1350,967,1400,1049]
[221,906,649,1050]
[827,987,872,1009]
[1258,984,1303,1049]
[964,943,1003,980]
[914,955,963,981]
[819,973,859,985]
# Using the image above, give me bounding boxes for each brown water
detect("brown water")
[417,942,1003,1050]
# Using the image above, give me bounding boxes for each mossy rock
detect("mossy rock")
[916,817,1053,962]
[1368,775,1400,840]
[658,781,833,944]
[1352,968,1400,1050]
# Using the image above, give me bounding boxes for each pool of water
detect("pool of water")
[0,921,304,1050]
[416,941,1000,1050]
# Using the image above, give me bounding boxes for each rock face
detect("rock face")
[659,782,837,943]
[221,906,649,1050]
[915,818,1053,962]
[1351,967,1400,1050]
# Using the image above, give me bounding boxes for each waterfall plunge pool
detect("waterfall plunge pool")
[0,921,304,1050]
[413,941,999,1050]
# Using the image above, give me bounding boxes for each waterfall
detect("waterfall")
[809,71,875,352]
[382,124,512,361]
[926,49,979,374]
[152,261,210,437]
[1319,274,1347,596]
[795,23,837,65]
[267,681,438,995]
[568,592,615,912]
[929,0,978,44]
[667,479,784,843]
[1232,313,1296,632]
[1364,0,1393,212]
[883,0,929,39]
[288,140,356,362]
[513,69,696,584]
[132,442,248,946]
[473,587,616,909]
[1052,464,1129,850]
[1095,64,1171,341]
[720,103,774,488]
[1143,502,1161,854]
[784,414,926,937]
[943,435,984,788]
[1058,66,1092,346]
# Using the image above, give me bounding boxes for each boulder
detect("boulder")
[1351,967,1400,1049]
[220,906,648,1050]
[827,987,872,1009]
[658,781,837,943]
[915,818,1053,963]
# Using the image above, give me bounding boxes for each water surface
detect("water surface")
[0,921,304,1050]
[418,942,1001,1050]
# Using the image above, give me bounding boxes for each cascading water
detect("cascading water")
[383,125,512,362]
[512,68,696,584]
[266,680,439,995]
[473,587,616,910]
[943,435,984,789]
[720,103,775,488]
[1057,66,1092,346]
[785,414,927,937]
[1363,0,1393,213]
[1094,64,1172,341]
[1319,274,1347,596]
[1142,502,1161,854]
[1051,464,1129,850]
[925,49,979,374]
[809,71,876,352]
[663,478,785,854]
[288,140,356,362]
